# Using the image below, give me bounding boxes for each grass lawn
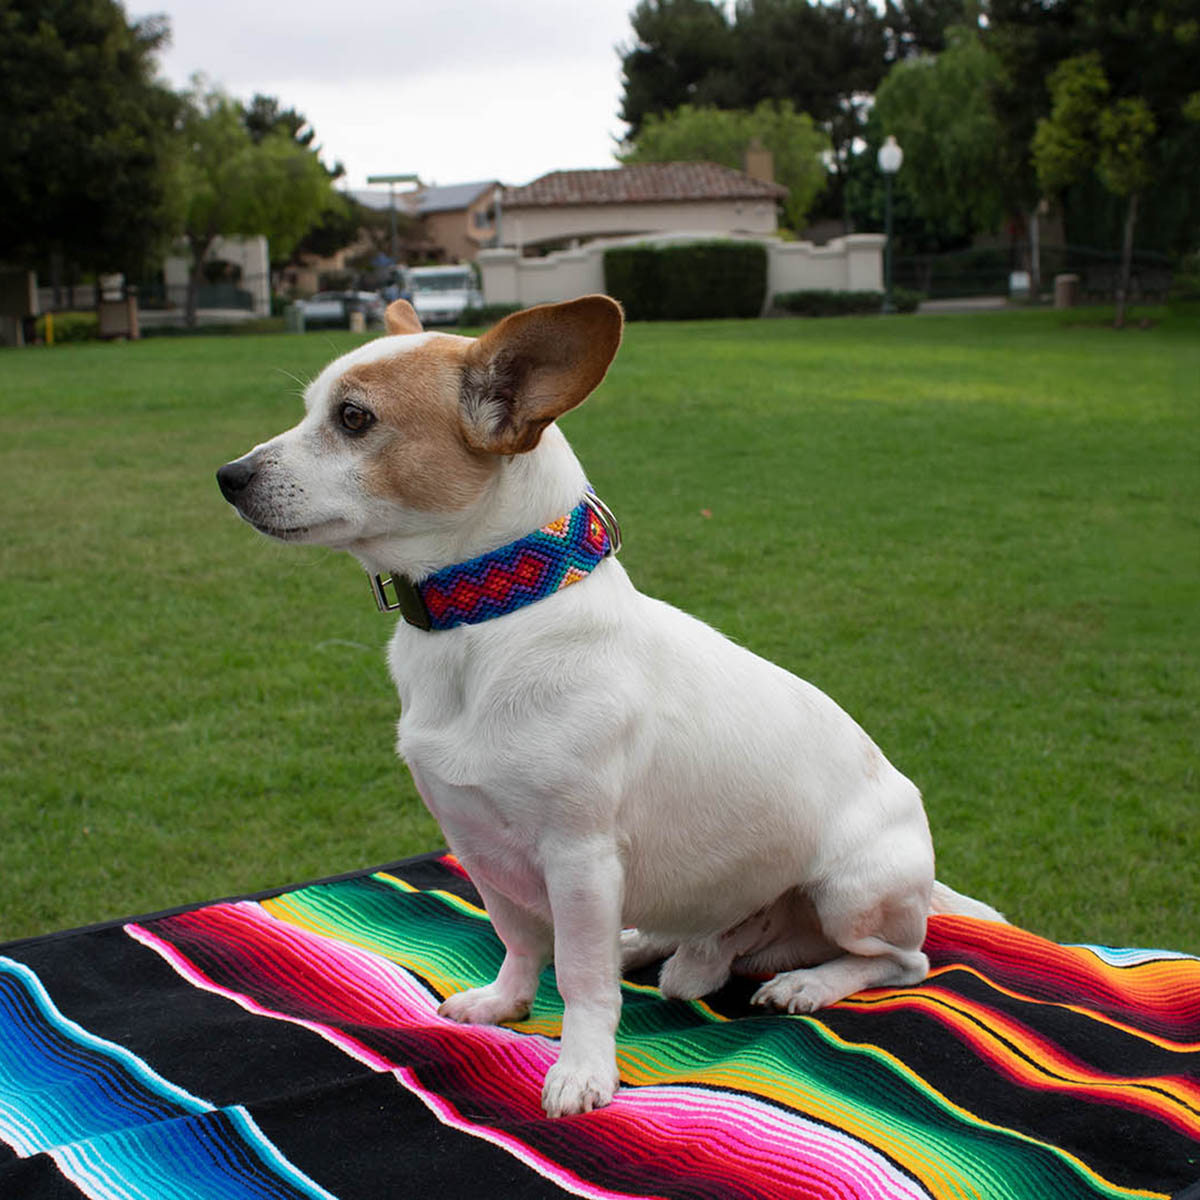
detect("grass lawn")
[1,306,1197,952]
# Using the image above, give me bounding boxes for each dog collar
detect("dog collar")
[369,492,621,631]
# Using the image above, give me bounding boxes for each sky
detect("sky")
[130,0,643,196]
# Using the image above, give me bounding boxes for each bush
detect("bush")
[36,311,100,343]
[892,286,925,314]
[458,302,523,328]
[773,289,882,317]
[1170,252,1200,302]
[604,241,768,321]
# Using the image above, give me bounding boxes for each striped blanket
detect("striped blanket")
[2,852,1197,1199]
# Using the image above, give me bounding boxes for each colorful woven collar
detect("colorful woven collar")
[369,493,621,631]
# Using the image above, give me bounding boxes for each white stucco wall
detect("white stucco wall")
[479,232,885,313]
[501,199,778,250]
[163,236,270,314]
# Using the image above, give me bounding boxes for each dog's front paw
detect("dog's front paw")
[659,945,732,1001]
[541,1057,620,1118]
[438,982,531,1026]
[620,928,677,972]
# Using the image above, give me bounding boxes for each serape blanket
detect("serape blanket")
[2,851,1198,1200]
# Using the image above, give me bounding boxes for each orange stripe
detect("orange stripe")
[843,987,1200,1138]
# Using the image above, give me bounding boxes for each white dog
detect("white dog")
[217,295,1003,1118]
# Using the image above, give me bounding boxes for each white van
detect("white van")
[404,265,482,325]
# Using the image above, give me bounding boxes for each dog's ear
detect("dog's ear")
[385,299,423,336]
[460,295,623,454]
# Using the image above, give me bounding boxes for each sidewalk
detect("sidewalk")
[916,295,1010,314]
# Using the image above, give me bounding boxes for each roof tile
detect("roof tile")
[501,163,787,208]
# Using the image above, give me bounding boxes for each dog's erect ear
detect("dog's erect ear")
[460,295,623,454]
[385,299,423,336]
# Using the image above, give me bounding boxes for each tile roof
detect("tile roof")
[501,163,787,209]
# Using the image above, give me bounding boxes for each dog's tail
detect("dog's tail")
[930,880,1007,924]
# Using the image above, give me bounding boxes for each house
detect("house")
[496,163,788,254]
[412,181,499,263]
[352,180,498,264]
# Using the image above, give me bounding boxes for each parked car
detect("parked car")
[405,266,483,326]
[296,291,385,328]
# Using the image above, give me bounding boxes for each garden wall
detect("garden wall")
[478,232,884,315]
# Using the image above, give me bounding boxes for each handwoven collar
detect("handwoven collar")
[369,493,621,630]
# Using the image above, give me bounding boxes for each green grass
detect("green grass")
[1,307,1197,951]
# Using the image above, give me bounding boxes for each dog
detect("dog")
[216,294,1004,1118]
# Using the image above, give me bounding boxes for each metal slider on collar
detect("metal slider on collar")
[369,571,433,629]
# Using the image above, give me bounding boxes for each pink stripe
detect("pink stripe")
[129,904,931,1200]
[126,920,395,1072]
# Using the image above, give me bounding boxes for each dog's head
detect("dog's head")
[216,294,622,562]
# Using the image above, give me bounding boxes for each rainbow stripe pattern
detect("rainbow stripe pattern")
[414,498,614,630]
[2,852,1198,1199]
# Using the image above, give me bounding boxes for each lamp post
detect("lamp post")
[877,135,903,315]
[366,173,419,264]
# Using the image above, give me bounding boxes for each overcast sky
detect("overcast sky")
[131,0,643,195]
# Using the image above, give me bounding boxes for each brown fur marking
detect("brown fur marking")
[344,338,496,512]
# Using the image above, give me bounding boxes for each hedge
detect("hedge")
[35,311,100,343]
[603,241,768,321]
[459,302,523,328]
[773,287,923,317]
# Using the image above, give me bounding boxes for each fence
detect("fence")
[37,278,267,315]
[894,243,1174,301]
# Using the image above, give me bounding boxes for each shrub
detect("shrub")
[773,289,883,317]
[1170,252,1200,302]
[604,241,768,321]
[891,286,925,314]
[459,302,523,328]
[36,311,100,343]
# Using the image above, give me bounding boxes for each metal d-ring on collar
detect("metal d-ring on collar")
[369,489,621,624]
[582,489,622,556]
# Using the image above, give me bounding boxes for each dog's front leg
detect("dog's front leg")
[439,884,552,1025]
[541,841,624,1118]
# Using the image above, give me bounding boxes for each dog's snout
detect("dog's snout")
[216,458,256,504]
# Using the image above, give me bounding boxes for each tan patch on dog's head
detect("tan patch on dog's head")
[339,337,496,512]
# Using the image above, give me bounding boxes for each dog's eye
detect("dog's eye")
[338,402,376,436]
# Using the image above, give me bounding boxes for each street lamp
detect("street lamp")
[366,173,420,263]
[877,135,903,315]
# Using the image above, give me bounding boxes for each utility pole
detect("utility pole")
[366,173,420,263]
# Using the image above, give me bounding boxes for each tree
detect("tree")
[619,100,829,229]
[988,0,1200,260]
[619,0,738,137]
[0,0,180,283]
[618,0,978,228]
[871,27,1009,243]
[1032,53,1156,326]
[172,82,339,325]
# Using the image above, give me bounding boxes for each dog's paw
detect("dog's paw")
[658,948,731,1001]
[438,983,531,1026]
[620,928,677,972]
[541,1056,620,1118]
[750,970,836,1015]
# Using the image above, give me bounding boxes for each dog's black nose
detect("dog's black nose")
[216,459,255,503]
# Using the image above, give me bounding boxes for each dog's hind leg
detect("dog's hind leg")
[751,872,930,1015]
[439,885,552,1026]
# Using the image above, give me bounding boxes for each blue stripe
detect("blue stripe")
[0,956,337,1199]
[1069,944,1198,967]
